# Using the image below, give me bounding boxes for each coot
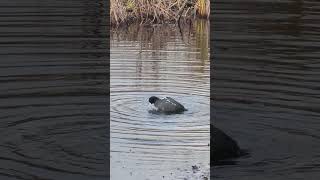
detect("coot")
[149,96,187,114]
[211,125,243,163]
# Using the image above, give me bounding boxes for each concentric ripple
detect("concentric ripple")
[111,23,210,180]
[0,1,108,180]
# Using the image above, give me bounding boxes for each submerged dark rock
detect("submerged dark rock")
[211,125,243,163]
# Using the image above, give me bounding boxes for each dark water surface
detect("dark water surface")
[111,22,210,180]
[212,0,320,179]
[0,1,108,180]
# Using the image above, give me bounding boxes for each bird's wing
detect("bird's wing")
[166,97,185,108]
[165,97,178,105]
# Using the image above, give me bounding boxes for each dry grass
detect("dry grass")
[110,0,210,25]
[195,0,210,18]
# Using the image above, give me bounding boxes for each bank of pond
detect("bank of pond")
[111,0,210,25]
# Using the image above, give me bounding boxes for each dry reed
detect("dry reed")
[110,0,210,25]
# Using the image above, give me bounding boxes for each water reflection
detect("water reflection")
[111,20,210,180]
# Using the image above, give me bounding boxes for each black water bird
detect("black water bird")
[149,96,187,114]
[211,125,245,164]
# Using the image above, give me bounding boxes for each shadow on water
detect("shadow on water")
[212,0,320,179]
[0,0,108,180]
[111,20,210,180]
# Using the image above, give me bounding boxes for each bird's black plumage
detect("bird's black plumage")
[149,96,187,114]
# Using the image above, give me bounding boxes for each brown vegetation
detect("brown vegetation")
[110,0,210,25]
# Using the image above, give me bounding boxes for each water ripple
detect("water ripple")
[111,22,210,180]
[212,0,320,179]
[0,0,108,179]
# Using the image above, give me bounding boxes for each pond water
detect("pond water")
[110,21,210,180]
[212,0,320,179]
[0,1,108,179]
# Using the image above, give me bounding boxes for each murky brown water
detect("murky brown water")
[110,21,210,180]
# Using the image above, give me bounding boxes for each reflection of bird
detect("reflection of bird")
[149,96,187,114]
